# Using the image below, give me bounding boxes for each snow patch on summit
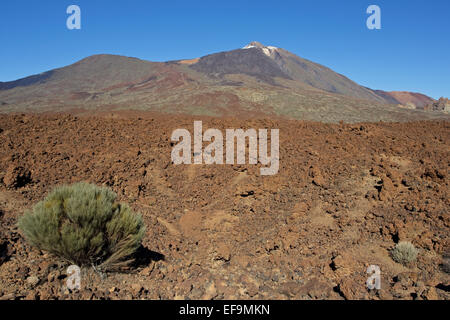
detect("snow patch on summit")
[242,42,279,58]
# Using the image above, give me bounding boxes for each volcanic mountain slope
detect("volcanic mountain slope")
[231,42,386,102]
[0,55,163,106]
[188,42,437,108]
[0,42,447,123]
[374,90,436,109]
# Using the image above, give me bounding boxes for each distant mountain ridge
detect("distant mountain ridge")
[0,42,447,123]
[373,90,435,109]
[0,71,54,90]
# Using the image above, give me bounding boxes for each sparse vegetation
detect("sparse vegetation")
[18,182,145,270]
[441,254,450,274]
[391,241,418,265]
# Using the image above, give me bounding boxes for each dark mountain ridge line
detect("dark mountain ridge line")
[190,47,293,86]
[0,71,54,91]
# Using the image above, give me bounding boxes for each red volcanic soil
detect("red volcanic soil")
[0,112,449,300]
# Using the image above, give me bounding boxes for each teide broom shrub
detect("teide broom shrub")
[391,241,418,266]
[18,182,145,270]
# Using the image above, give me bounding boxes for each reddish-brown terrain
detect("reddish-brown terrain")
[0,112,448,300]
[374,91,436,109]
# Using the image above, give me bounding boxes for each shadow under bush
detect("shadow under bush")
[132,245,165,268]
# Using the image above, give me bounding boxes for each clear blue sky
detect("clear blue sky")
[1,0,449,99]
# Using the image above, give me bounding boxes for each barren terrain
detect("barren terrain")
[0,112,448,300]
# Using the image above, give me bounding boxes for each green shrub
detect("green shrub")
[391,241,418,265]
[18,182,145,270]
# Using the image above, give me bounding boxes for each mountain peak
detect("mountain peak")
[242,41,279,57]
[243,41,265,49]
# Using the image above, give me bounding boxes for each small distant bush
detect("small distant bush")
[391,241,418,265]
[18,182,145,270]
[441,254,450,274]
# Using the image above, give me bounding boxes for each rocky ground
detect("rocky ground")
[0,112,448,300]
